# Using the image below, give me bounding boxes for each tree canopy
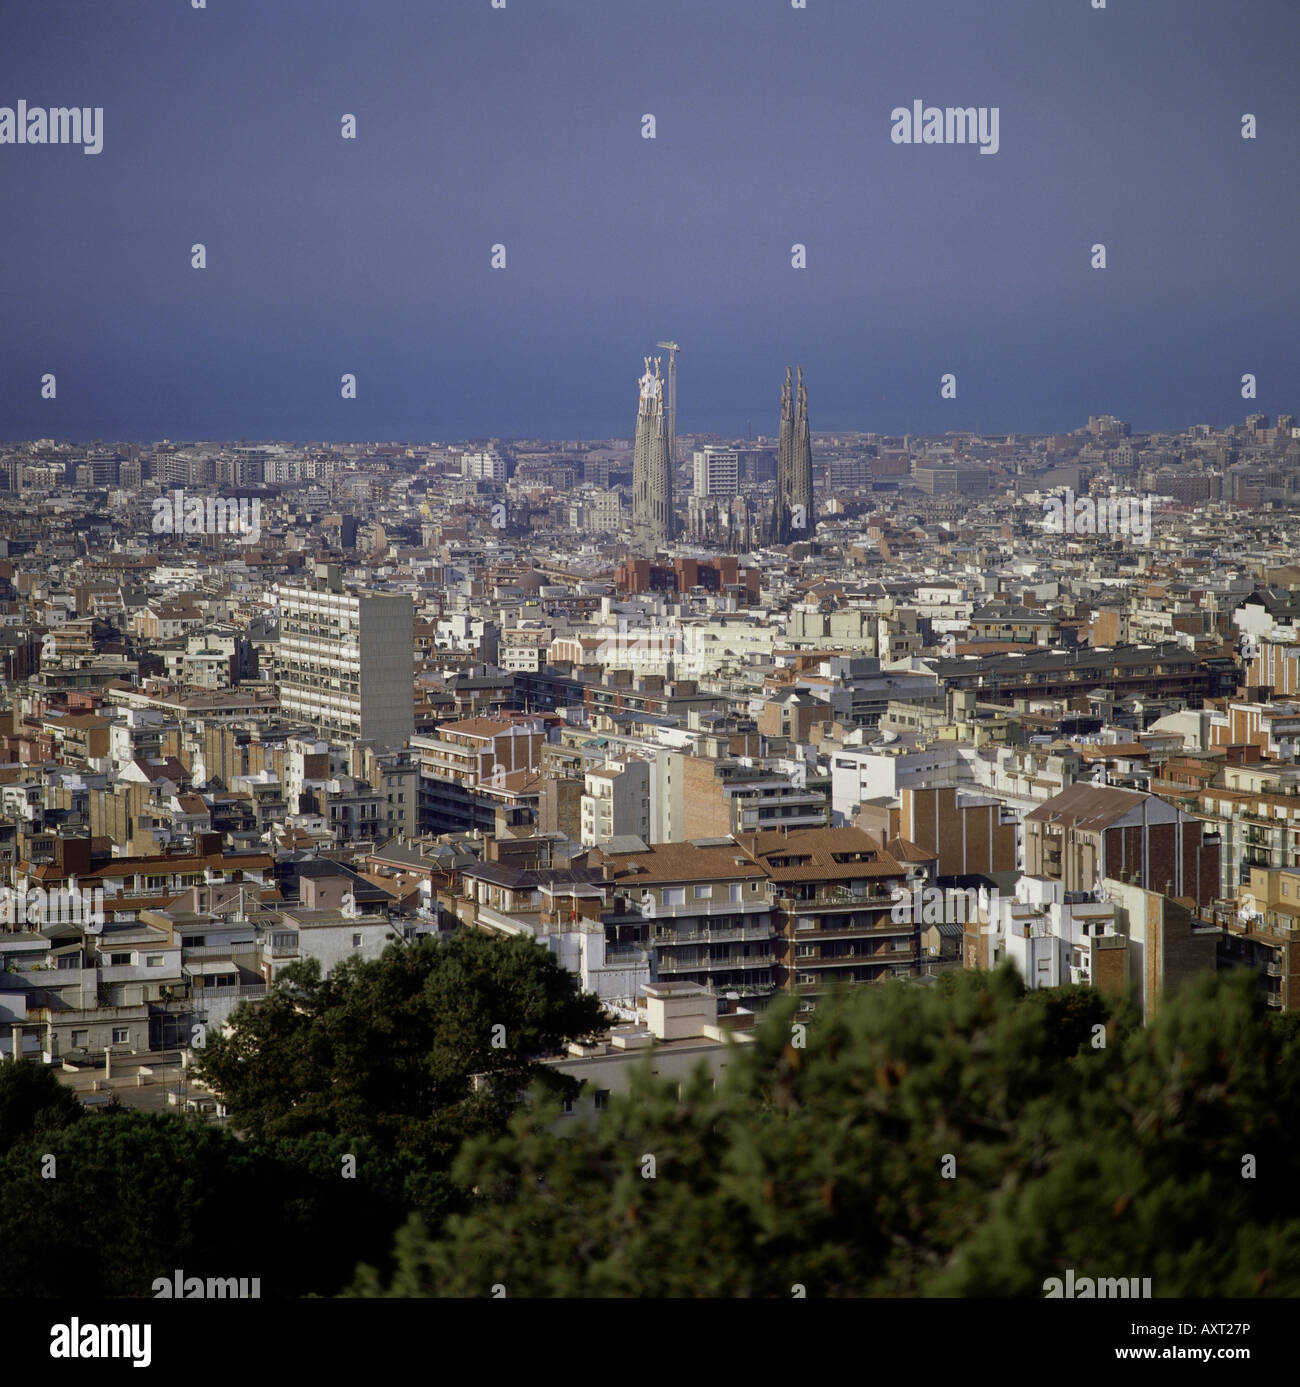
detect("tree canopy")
[352,965,1300,1297]
[195,931,609,1167]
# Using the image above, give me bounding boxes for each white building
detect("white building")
[462,450,507,484]
[581,758,651,846]
[830,738,967,824]
[984,875,1121,987]
[693,447,740,498]
[274,564,414,748]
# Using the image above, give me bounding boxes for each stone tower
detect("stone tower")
[632,355,673,551]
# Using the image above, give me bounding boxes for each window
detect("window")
[71,1030,88,1048]
[662,886,685,906]
[796,972,816,985]
[108,953,131,966]
[594,1089,610,1112]
[561,1097,575,1115]
[146,954,165,967]
[729,883,743,903]
[796,944,815,957]
[112,1027,129,1045]
[352,933,362,948]
[694,884,713,900]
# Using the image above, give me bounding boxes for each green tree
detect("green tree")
[0,1059,83,1156]
[0,1110,421,1298]
[196,932,609,1173]
[352,967,1300,1298]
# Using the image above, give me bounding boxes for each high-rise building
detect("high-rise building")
[462,449,507,483]
[775,366,813,543]
[274,563,414,748]
[632,356,673,551]
[693,446,739,497]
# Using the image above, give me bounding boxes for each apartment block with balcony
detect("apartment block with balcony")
[1215,866,1300,1012]
[737,827,911,1006]
[1195,780,1300,897]
[412,716,545,834]
[274,564,414,749]
[592,839,778,1006]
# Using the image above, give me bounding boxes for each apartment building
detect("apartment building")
[858,784,1019,879]
[274,564,414,748]
[592,838,778,1006]
[1024,782,1220,911]
[980,875,1124,992]
[546,982,755,1122]
[737,827,912,1006]
[1195,777,1300,897]
[581,758,651,847]
[412,716,545,834]
[447,856,652,1007]
[682,755,829,839]
[1217,866,1300,1012]
[14,832,276,923]
[1105,879,1222,1022]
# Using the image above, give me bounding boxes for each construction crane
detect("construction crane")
[656,340,679,464]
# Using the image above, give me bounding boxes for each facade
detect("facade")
[739,827,912,1006]
[580,758,651,847]
[462,450,507,483]
[274,565,414,748]
[412,716,545,834]
[1024,782,1221,912]
[594,838,778,1005]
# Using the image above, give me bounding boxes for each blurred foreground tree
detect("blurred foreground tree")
[352,966,1300,1297]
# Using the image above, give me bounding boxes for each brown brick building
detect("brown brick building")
[1025,782,1220,911]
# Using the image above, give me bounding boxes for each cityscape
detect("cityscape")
[1,0,1297,1359]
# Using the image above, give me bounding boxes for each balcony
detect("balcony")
[703,981,776,999]
[655,923,773,945]
[608,897,770,924]
[779,885,901,910]
[657,952,773,974]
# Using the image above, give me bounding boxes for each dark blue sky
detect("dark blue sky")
[1,0,1297,443]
